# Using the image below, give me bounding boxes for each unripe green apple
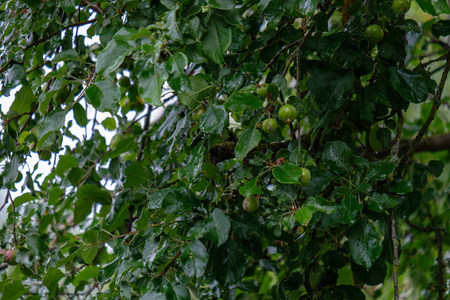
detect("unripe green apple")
[242,196,259,212]
[392,0,410,14]
[39,149,52,161]
[262,118,278,133]
[365,24,384,44]
[193,107,206,121]
[257,83,269,98]
[300,167,311,187]
[278,104,298,123]
[119,76,131,88]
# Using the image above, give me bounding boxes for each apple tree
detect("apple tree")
[0,0,449,299]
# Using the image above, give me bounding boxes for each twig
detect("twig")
[0,190,9,212]
[400,52,450,168]
[0,19,97,75]
[390,110,404,164]
[404,219,446,299]
[160,246,183,276]
[390,210,399,300]
[80,0,104,14]
[435,231,445,300]
[9,191,17,246]
[404,219,446,234]
[137,105,152,161]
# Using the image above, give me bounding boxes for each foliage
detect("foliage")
[0,0,449,299]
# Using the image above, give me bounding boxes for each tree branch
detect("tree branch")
[0,19,97,76]
[400,52,450,168]
[80,0,104,15]
[390,210,399,300]
[373,133,450,159]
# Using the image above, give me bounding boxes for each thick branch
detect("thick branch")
[373,133,450,159]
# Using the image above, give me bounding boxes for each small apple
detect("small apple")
[119,76,131,88]
[193,107,206,121]
[38,149,52,161]
[300,168,311,187]
[5,248,17,265]
[365,24,384,44]
[278,104,298,123]
[257,83,269,98]
[392,0,410,14]
[262,118,278,133]
[242,196,259,212]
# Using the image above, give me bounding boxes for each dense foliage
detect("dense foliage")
[0,0,449,299]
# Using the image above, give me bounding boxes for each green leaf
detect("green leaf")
[73,102,88,127]
[10,85,34,114]
[367,161,395,181]
[432,20,450,38]
[428,160,444,177]
[304,169,338,197]
[124,162,148,188]
[2,155,19,188]
[272,162,303,184]
[43,268,65,298]
[181,240,209,278]
[351,257,387,286]
[397,190,422,218]
[225,90,264,113]
[299,0,318,16]
[367,193,397,213]
[1,280,27,300]
[164,10,183,43]
[347,218,383,269]
[178,76,211,109]
[322,141,353,174]
[55,154,78,176]
[294,207,314,226]
[37,108,66,141]
[86,78,120,114]
[199,104,228,134]
[207,208,231,246]
[307,68,354,111]
[209,0,235,10]
[203,16,231,64]
[235,128,261,162]
[232,214,261,239]
[77,184,112,205]
[178,144,206,182]
[303,196,336,214]
[388,66,429,103]
[211,240,247,288]
[73,266,99,286]
[389,178,413,194]
[336,191,363,224]
[239,177,263,197]
[96,29,135,77]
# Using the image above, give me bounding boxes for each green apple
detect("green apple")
[242,196,259,212]
[119,76,131,88]
[300,168,311,187]
[393,0,410,14]
[257,83,268,98]
[193,107,206,121]
[39,149,52,161]
[262,118,278,133]
[365,24,384,44]
[279,104,298,123]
